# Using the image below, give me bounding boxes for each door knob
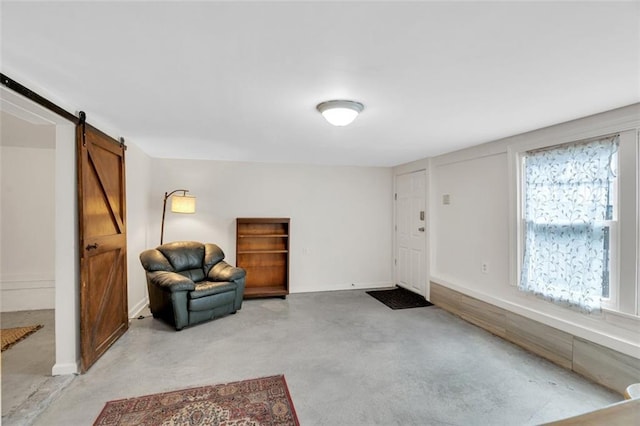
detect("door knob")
[418,227,425,232]
[86,243,99,251]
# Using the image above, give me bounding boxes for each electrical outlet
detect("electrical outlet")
[481,262,489,274]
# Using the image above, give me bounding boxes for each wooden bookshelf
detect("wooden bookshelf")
[236,218,290,299]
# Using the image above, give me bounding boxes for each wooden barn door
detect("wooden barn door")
[77,117,128,372]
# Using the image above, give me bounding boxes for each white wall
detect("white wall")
[431,153,509,292]
[396,104,640,358]
[52,121,79,375]
[125,141,153,317]
[149,159,394,293]
[0,119,56,311]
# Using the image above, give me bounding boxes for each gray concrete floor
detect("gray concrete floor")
[8,291,624,425]
[1,309,55,417]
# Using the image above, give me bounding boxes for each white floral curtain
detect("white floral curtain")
[519,135,619,311]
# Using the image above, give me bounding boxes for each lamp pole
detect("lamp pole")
[160,189,189,245]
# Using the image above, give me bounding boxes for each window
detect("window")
[519,135,619,311]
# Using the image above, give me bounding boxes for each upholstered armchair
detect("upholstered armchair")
[139,241,246,330]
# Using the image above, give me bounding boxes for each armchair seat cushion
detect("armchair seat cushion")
[188,290,236,312]
[140,241,245,330]
[190,281,237,299]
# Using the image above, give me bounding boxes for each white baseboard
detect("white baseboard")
[1,287,55,312]
[1,275,55,312]
[292,281,394,293]
[348,281,394,290]
[128,297,149,319]
[52,361,79,376]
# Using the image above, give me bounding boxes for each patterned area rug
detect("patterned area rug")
[1,324,43,351]
[94,375,299,426]
[367,286,433,310]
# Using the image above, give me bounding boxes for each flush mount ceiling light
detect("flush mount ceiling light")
[316,100,364,126]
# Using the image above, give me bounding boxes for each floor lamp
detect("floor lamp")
[160,189,196,244]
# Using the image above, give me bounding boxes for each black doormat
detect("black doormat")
[366,286,433,310]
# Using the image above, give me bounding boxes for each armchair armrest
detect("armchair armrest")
[208,261,246,282]
[140,249,173,272]
[147,271,196,292]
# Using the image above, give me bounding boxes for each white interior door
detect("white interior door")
[395,170,427,296]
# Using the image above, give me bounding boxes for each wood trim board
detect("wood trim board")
[543,398,640,425]
[430,282,640,395]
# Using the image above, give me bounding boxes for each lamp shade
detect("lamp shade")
[316,100,364,126]
[171,194,196,213]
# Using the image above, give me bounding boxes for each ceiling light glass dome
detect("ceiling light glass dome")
[316,100,364,126]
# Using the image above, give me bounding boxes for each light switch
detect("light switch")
[442,194,451,205]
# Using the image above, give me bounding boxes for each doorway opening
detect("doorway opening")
[1,86,79,419]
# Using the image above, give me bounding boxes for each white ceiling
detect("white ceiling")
[2,1,639,167]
